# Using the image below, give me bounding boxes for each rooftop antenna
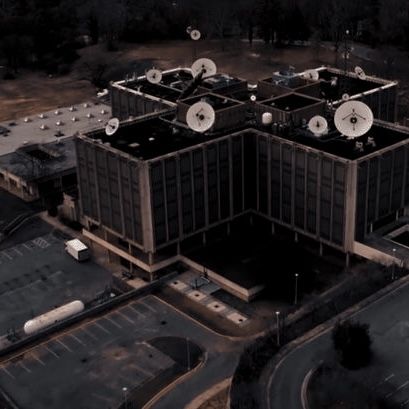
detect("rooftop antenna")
[308,115,328,137]
[191,58,217,79]
[342,29,351,94]
[105,118,120,136]
[334,100,374,139]
[188,27,201,60]
[354,66,367,80]
[186,101,215,133]
[146,68,163,84]
[302,69,320,81]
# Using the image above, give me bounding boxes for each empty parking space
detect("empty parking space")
[0,232,112,335]
[0,295,219,409]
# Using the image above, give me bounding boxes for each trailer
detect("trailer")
[23,300,85,335]
[65,239,90,261]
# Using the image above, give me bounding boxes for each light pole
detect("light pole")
[294,273,299,305]
[186,337,191,371]
[275,311,280,346]
[122,386,128,409]
[392,248,396,280]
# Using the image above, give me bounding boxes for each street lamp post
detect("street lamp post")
[275,311,280,346]
[186,337,191,371]
[392,248,396,280]
[122,387,128,409]
[294,273,299,305]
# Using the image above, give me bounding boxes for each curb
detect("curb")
[185,377,231,409]
[142,351,207,409]
[265,273,409,409]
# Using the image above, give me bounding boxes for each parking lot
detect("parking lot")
[0,295,223,409]
[0,231,112,335]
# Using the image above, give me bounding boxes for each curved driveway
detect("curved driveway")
[267,279,409,409]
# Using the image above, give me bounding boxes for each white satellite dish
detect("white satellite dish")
[250,94,257,102]
[105,118,120,136]
[342,93,350,101]
[146,68,162,84]
[190,29,201,41]
[354,66,366,80]
[191,58,217,79]
[186,101,215,133]
[308,115,328,136]
[334,101,374,139]
[302,69,320,81]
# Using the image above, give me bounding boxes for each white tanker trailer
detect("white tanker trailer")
[23,300,85,335]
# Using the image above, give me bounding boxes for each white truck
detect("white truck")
[65,239,90,261]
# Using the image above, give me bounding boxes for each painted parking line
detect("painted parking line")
[139,298,157,313]
[12,247,23,256]
[57,339,73,353]
[69,333,86,346]
[22,243,34,252]
[82,327,99,341]
[105,316,122,329]
[386,381,409,398]
[94,321,111,334]
[31,355,46,366]
[129,362,154,378]
[1,366,15,380]
[111,311,134,327]
[129,303,145,317]
[1,251,12,260]
[92,392,115,404]
[18,361,32,373]
[117,310,135,324]
[44,345,60,359]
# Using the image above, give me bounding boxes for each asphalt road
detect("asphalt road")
[0,295,243,409]
[267,279,409,409]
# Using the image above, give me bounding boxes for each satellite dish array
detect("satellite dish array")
[191,58,217,79]
[186,101,215,133]
[105,118,120,136]
[146,68,163,84]
[304,99,374,140]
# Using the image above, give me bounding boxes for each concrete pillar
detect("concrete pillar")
[271,222,275,235]
[294,232,299,243]
[319,242,324,257]
[249,214,254,226]
[396,210,400,221]
[177,242,181,255]
[202,232,207,245]
[345,252,351,269]
[148,252,153,265]
[369,223,373,234]
[227,222,231,236]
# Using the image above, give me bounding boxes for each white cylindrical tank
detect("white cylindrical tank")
[24,300,84,335]
[262,112,273,126]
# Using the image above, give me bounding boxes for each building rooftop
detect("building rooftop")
[313,67,397,102]
[199,74,246,91]
[258,120,409,160]
[180,93,243,110]
[0,101,111,156]
[0,137,77,181]
[259,93,322,111]
[83,114,245,161]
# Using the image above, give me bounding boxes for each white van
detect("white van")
[65,239,90,261]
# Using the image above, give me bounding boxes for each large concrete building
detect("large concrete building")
[75,65,407,299]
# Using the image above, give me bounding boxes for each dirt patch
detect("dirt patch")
[198,387,229,409]
[0,40,350,123]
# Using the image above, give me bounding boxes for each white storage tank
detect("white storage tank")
[23,300,85,335]
[262,112,273,125]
